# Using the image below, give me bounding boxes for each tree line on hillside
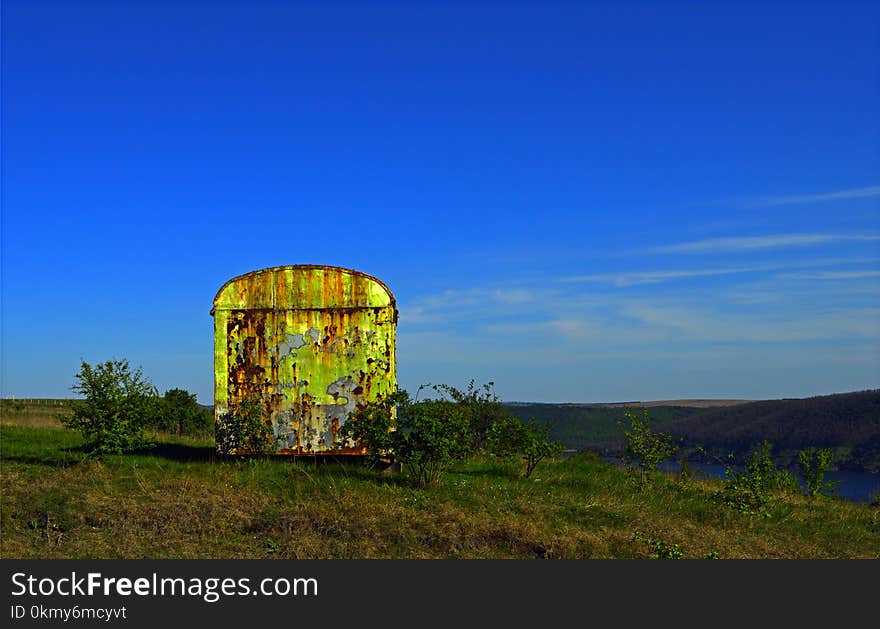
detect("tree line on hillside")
[507,391,880,472]
[664,391,880,471]
[504,403,700,450]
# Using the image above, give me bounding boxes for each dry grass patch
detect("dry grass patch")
[3,422,878,559]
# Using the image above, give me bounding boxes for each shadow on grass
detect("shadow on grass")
[271,458,428,488]
[1,450,87,468]
[132,441,217,463]
[454,465,522,479]
[281,456,409,484]
[3,442,217,467]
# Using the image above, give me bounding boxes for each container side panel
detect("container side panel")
[213,266,396,455]
[213,311,230,415]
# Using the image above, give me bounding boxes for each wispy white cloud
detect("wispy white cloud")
[725,272,880,306]
[752,185,880,207]
[560,267,756,287]
[485,318,606,341]
[620,304,880,343]
[488,288,534,304]
[653,233,880,254]
[777,270,880,281]
[399,306,436,325]
[398,287,540,326]
[558,256,880,287]
[409,288,536,310]
[482,301,880,348]
[400,255,880,354]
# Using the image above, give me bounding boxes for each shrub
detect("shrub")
[430,380,509,450]
[396,397,472,486]
[215,395,276,455]
[339,388,472,487]
[62,358,158,455]
[154,388,213,437]
[798,447,837,498]
[621,409,677,488]
[486,416,563,478]
[717,441,795,516]
[633,530,684,559]
[337,390,406,468]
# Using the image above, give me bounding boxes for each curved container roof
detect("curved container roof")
[212,264,395,313]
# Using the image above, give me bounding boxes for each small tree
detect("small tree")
[621,409,677,488]
[396,398,472,487]
[63,358,158,455]
[718,441,797,515]
[521,420,564,478]
[431,380,509,450]
[486,416,563,478]
[156,388,212,437]
[798,447,837,498]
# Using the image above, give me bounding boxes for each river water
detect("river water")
[593,456,880,504]
[659,461,880,504]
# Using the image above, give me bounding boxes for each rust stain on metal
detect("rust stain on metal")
[211,265,397,455]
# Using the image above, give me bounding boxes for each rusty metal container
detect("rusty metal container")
[211,265,397,454]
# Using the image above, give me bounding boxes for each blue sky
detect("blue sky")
[2,0,878,404]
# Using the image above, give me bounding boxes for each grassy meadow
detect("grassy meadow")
[1,401,878,559]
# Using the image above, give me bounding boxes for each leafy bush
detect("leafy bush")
[632,530,684,559]
[430,380,509,450]
[798,447,837,497]
[486,416,563,478]
[215,396,276,455]
[339,388,472,487]
[717,441,796,516]
[396,397,472,486]
[62,358,158,455]
[341,381,563,486]
[338,390,406,468]
[621,409,677,488]
[153,388,213,437]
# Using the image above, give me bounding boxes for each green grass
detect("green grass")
[1,415,878,559]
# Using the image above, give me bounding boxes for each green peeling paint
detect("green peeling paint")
[211,265,397,454]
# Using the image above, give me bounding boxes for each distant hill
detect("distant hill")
[551,399,752,409]
[506,390,880,472]
[665,390,880,471]
[504,402,703,452]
